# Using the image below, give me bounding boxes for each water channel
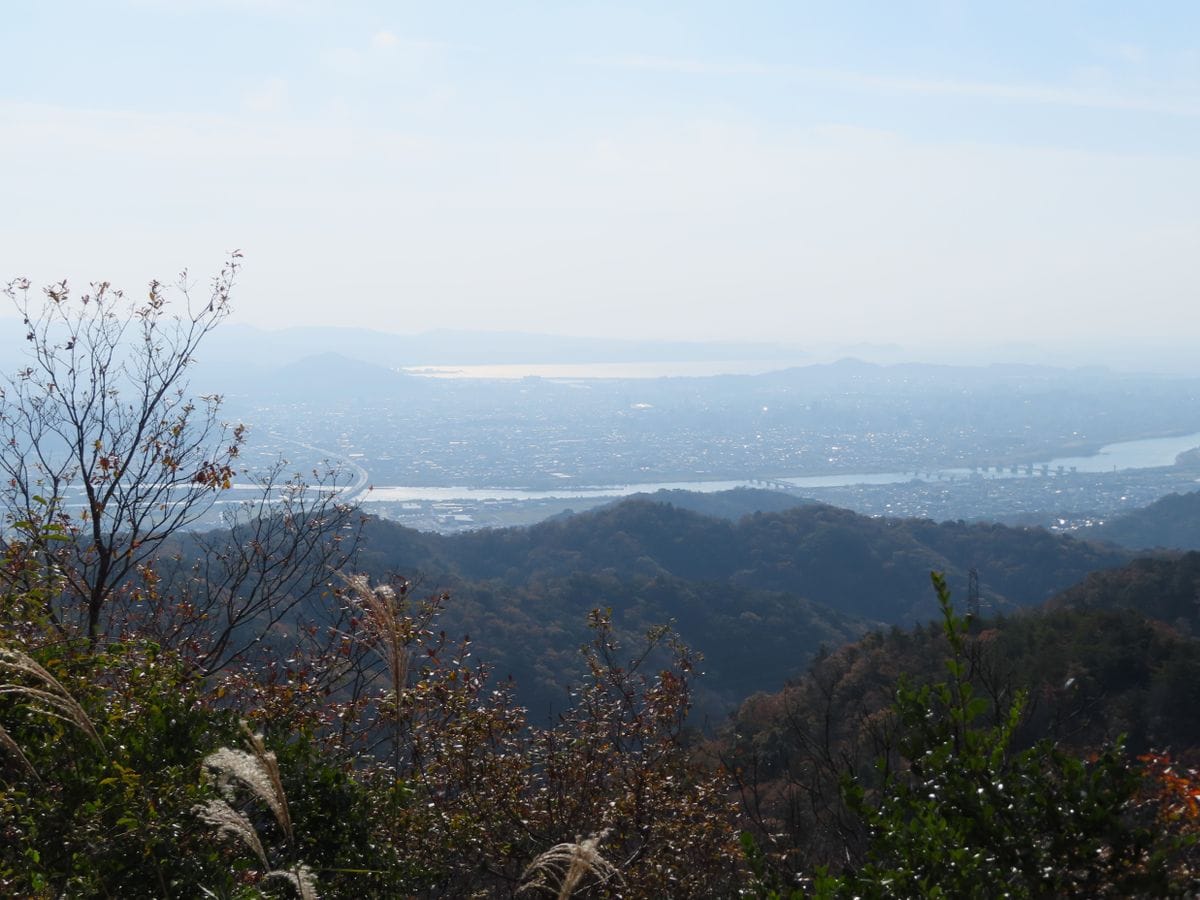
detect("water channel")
[360,431,1200,505]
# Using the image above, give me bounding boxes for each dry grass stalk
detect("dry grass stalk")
[265,863,320,900]
[200,723,292,843]
[193,798,269,867]
[343,574,411,701]
[240,720,293,842]
[343,575,416,778]
[0,647,103,751]
[0,720,41,783]
[197,727,319,898]
[518,831,623,899]
[193,798,322,899]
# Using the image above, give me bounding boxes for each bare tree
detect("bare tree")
[124,460,363,675]
[0,256,245,640]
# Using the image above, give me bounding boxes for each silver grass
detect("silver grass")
[0,647,103,751]
[240,721,293,842]
[202,747,275,809]
[193,798,269,867]
[201,744,292,842]
[197,732,318,899]
[518,832,622,900]
[265,863,320,900]
[343,575,411,699]
[0,720,41,783]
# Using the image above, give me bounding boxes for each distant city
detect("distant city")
[210,353,1200,534]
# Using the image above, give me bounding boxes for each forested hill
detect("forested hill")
[1088,489,1200,550]
[350,497,1133,714]
[362,498,1132,623]
[1048,550,1200,631]
[618,486,816,520]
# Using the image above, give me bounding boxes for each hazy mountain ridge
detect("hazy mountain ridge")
[617,487,817,520]
[194,323,807,371]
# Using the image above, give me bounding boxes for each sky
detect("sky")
[2,1,1199,356]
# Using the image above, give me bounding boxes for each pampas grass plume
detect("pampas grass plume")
[518,831,622,899]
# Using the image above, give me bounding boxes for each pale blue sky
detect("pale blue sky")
[2,1,1198,352]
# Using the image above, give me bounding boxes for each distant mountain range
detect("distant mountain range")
[192,324,807,381]
[194,335,1190,407]
[667,485,1200,554]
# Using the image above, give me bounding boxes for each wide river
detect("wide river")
[361,431,1200,504]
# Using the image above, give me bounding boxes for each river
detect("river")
[359,430,1200,504]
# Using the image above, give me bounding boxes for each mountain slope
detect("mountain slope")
[349,496,1132,714]
[415,499,1131,623]
[1088,490,1200,550]
[1048,550,1200,631]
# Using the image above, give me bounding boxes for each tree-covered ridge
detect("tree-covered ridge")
[344,498,1131,716]
[388,570,871,721]
[405,498,1132,623]
[1048,549,1200,633]
[619,487,818,521]
[1089,489,1200,550]
[817,577,1191,898]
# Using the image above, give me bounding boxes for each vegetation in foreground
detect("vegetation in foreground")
[1,264,1199,897]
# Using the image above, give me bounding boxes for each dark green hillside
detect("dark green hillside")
[414,571,870,720]
[349,497,1131,714]
[1088,489,1200,550]
[621,487,815,520]
[410,499,1131,622]
[720,553,1200,886]
[1049,550,1200,632]
[354,512,871,716]
[442,499,741,582]
[728,602,1200,772]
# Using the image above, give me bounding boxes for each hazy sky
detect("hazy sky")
[3,1,1198,351]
